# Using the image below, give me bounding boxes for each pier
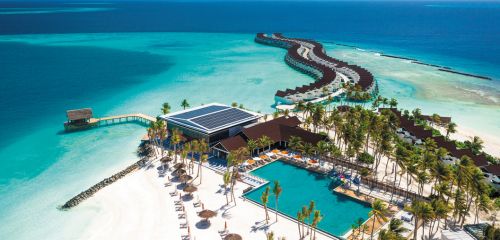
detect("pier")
[64,108,156,131]
[90,113,157,126]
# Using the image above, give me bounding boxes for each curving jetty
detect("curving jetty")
[255,33,376,104]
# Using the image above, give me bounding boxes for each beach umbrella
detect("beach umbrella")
[224,233,242,240]
[183,185,197,194]
[160,156,173,163]
[198,209,217,221]
[173,168,186,176]
[174,163,186,169]
[178,174,193,183]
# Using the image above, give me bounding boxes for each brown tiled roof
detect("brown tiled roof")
[216,116,325,152]
[279,125,326,145]
[241,116,302,142]
[218,135,247,152]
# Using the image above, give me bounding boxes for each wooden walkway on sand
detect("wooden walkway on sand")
[89,113,156,126]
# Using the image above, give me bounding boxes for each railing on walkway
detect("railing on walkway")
[323,156,426,201]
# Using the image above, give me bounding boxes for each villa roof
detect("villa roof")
[241,116,302,142]
[67,108,93,121]
[256,33,374,100]
[214,116,325,153]
[218,135,247,152]
[380,108,489,168]
[483,164,500,176]
[160,103,261,134]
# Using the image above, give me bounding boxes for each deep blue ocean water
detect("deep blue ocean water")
[1,1,499,77]
[0,1,499,239]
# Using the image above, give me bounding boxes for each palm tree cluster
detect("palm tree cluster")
[147,120,168,157]
[402,152,494,240]
[224,147,249,205]
[344,83,373,102]
[296,200,323,240]
[377,219,408,240]
[288,99,496,237]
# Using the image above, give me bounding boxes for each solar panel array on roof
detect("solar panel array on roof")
[191,108,254,130]
[172,105,229,120]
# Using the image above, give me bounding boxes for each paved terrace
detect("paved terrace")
[255,33,376,104]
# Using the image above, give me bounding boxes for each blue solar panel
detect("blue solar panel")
[171,105,229,120]
[191,108,254,130]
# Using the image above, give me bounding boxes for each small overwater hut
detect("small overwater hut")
[64,108,96,131]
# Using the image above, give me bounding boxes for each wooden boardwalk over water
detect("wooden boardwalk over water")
[89,113,156,126]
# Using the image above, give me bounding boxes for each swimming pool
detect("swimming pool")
[244,160,372,237]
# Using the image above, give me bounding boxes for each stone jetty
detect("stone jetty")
[60,158,146,209]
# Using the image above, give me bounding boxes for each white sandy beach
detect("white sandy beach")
[78,158,335,240]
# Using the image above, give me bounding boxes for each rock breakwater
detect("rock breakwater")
[60,158,146,209]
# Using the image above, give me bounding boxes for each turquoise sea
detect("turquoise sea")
[0,1,499,239]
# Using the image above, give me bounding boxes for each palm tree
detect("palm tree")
[156,120,167,156]
[406,201,434,240]
[445,122,457,140]
[258,135,273,152]
[161,102,171,115]
[247,139,258,156]
[369,199,389,240]
[465,136,484,154]
[198,154,208,184]
[273,180,283,222]
[311,210,323,240]
[287,136,303,153]
[170,128,182,162]
[389,98,398,108]
[307,201,315,236]
[378,219,408,240]
[261,186,271,224]
[181,99,190,110]
[195,139,208,183]
[297,211,304,238]
[223,170,231,205]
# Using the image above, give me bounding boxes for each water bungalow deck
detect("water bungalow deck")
[255,33,376,104]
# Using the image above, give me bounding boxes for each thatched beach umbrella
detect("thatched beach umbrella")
[174,162,186,169]
[160,156,173,163]
[173,168,186,176]
[198,209,217,221]
[224,233,242,240]
[178,174,193,183]
[183,185,197,194]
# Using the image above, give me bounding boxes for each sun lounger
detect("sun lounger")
[174,200,183,205]
[193,199,201,207]
[170,190,178,196]
[219,229,228,238]
[178,213,186,219]
[179,222,188,229]
[181,235,191,240]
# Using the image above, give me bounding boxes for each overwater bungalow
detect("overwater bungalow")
[64,108,95,131]
[255,33,377,105]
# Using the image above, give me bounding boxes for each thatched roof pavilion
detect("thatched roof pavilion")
[66,108,93,122]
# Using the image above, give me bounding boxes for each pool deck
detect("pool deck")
[334,186,401,240]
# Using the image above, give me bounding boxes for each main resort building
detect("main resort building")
[160,103,326,158]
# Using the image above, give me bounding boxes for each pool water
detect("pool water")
[244,160,372,237]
